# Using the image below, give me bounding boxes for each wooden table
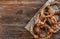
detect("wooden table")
[0,0,60,39]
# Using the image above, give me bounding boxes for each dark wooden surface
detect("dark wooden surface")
[0,0,60,39]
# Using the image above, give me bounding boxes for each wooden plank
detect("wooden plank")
[0,25,33,39]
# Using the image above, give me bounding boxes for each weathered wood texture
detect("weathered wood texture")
[0,0,60,39]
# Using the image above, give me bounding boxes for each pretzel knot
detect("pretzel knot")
[46,16,58,32]
[30,24,52,39]
[35,14,47,24]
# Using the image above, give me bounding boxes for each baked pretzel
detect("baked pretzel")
[46,16,58,32]
[41,6,54,18]
[35,13,47,24]
[40,1,60,18]
[30,24,53,39]
[52,1,60,5]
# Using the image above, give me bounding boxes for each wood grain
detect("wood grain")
[0,0,60,39]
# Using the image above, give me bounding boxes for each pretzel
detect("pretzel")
[30,24,53,39]
[40,1,60,18]
[52,1,60,5]
[35,14,47,24]
[41,7,54,18]
[46,16,58,32]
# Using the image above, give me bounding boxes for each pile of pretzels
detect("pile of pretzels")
[30,0,60,39]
